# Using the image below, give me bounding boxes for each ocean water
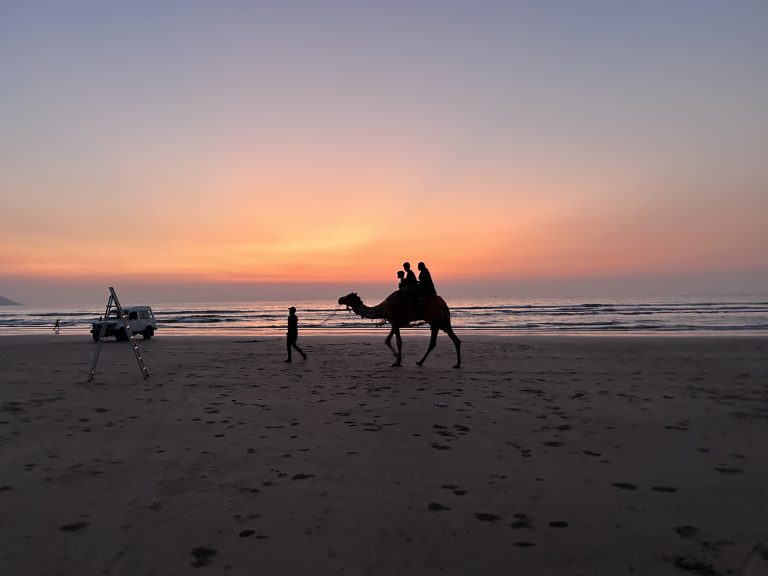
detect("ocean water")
[1,295,767,336]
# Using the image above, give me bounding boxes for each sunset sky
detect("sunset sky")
[1,1,767,304]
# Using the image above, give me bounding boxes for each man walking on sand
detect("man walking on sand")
[285,306,307,362]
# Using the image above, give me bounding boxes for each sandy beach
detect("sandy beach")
[1,334,767,575]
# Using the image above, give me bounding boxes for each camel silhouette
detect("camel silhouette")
[338,291,461,368]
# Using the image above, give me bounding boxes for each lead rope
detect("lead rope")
[318,303,342,326]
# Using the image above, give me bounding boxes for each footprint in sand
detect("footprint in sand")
[673,557,715,574]
[190,546,217,567]
[60,521,88,532]
[440,484,468,496]
[428,502,450,511]
[715,466,743,475]
[674,525,701,539]
[612,482,638,490]
[509,513,532,529]
[475,512,500,522]
[238,530,269,539]
[665,423,689,431]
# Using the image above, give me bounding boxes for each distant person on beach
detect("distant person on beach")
[417,262,436,297]
[53,318,60,334]
[402,262,418,289]
[285,306,307,363]
[397,270,406,290]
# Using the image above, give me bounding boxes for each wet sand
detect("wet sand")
[1,334,767,575]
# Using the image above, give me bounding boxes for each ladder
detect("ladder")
[88,286,150,382]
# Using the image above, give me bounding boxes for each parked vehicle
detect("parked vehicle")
[91,306,157,341]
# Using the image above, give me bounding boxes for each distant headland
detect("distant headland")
[0,294,20,306]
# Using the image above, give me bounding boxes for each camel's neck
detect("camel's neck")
[352,300,386,320]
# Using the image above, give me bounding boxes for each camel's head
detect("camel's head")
[338,292,362,311]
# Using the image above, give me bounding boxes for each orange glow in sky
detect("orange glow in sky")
[1,3,767,304]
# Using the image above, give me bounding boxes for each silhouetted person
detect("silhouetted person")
[402,262,418,289]
[53,318,60,334]
[397,270,406,290]
[285,306,306,362]
[417,262,436,297]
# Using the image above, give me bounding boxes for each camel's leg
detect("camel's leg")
[385,328,397,357]
[444,326,461,369]
[385,327,402,366]
[392,327,403,367]
[416,326,439,366]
